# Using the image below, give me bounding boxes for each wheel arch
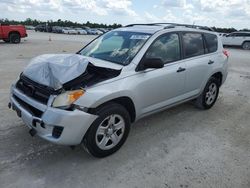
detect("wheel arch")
[88,96,136,123]
[242,40,250,45]
[211,72,223,86]
[8,31,21,38]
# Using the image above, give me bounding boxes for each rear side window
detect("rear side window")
[182,33,205,58]
[204,33,218,53]
[240,33,250,37]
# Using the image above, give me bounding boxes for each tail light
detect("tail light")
[223,49,229,58]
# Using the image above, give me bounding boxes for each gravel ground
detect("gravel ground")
[0,31,250,188]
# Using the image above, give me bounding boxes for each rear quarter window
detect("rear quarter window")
[204,33,218,53]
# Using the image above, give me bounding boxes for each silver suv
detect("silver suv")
[9,23,228,157]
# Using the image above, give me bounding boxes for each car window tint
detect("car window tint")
[240,33,250,37]
[183,33,205,58]
[95,36,124,53]
[145,33,180,64]
[204,33,218,53]
[234,33,242,37]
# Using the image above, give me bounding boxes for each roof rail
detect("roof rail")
[153,23,214,31]
[125,23,162,27]
[124,23,214,32]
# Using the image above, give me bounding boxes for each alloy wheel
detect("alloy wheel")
[205,83,218,105]
[95,114,125,150]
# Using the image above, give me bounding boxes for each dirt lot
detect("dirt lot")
[0,31,250,188]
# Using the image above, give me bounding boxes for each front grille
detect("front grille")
[52,126,64,138]
[13,95,43,117]
[16,74,59,104]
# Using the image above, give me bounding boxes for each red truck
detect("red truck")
[0,24,27,43]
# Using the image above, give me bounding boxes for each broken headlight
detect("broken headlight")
[52,89,84,108]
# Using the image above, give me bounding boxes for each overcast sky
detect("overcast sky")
[1,0,250,29]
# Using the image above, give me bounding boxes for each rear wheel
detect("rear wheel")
[10,33,21,43]
[83,103,131,158]
[195,77,220,109]
[242,42,250,50]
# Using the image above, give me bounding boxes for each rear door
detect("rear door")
[181,32,215,97]
[232,33,245,46]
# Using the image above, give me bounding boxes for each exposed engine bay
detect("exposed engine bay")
[16,59,121,105]
[63,63,121,90]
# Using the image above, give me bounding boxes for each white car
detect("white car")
[75,28,87,35]
[62,27,77,34]
[88,29,103,35]
[222,32,250,50]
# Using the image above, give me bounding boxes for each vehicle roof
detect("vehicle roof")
[115,23,215,34]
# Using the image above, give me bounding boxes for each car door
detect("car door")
[134,33,186,115]
[229,33,242,46]
[181,32,214,97]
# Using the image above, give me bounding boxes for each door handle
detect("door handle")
[208,60,214,64]
[177,67,186,73]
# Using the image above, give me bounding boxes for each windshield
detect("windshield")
[79,31,151,65]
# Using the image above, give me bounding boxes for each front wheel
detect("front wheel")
[83,103,131,158]
[195,77,220,109]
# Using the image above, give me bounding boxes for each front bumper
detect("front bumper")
[10,85,97,145]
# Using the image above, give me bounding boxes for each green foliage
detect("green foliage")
[0,18,122,29]
[211,27,238,33]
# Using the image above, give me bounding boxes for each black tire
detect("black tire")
[83,103,131,158]
[195,77,220,110]
[242,41,250,50]
[10,33,21,44]
[3,39,10,43]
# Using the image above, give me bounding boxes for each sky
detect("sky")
[0,0,250,29]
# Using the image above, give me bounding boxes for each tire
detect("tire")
[3,39,10,43]
[9,33,21,44]
[242,42,250,50]
[195,77,220,110]
[83,103,131,158]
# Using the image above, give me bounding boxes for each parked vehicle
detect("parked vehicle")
[98,28,109,33]
[0,24,27,43]
[62,27,77,34]
[86,28,103,35]
[35,24,46,32]
[25,25,35,30]
[75,28,87,35]
[222,32,250,50]
[52,26,63,33]
[9,23,228,158]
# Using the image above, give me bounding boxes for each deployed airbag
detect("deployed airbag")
[23,54,89,90]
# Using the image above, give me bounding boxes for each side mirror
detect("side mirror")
[139,58,164,71]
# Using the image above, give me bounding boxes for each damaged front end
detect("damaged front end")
[9,54,121,145]
[16,54,121,107]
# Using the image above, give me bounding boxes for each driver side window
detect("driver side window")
[145,33,181,64]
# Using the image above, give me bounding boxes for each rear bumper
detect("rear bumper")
[10,85,97,145]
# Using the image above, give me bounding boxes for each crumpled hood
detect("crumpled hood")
[23,54,89,90]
